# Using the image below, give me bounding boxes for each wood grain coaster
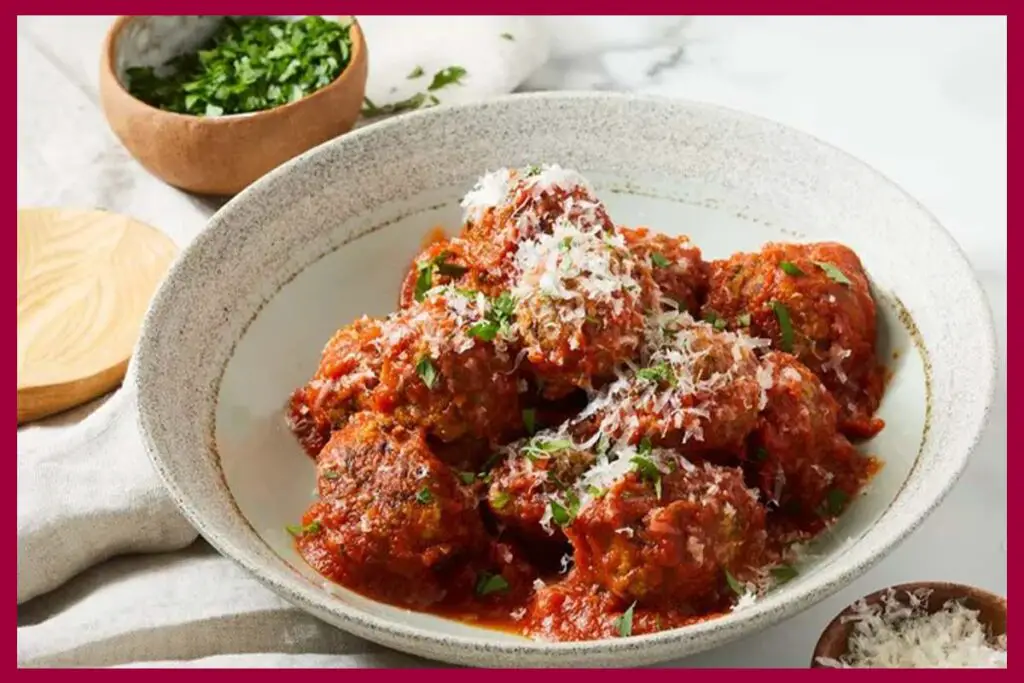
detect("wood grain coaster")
[17,208,178,425]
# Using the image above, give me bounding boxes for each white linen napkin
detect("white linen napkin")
[17,15,550,667]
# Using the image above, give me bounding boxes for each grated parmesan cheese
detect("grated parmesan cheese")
[731,590,759,612]
[575,311,769,451]
[817,588,1007,668]
[823,345,853,384]
[460,164,607,241]
[460,168,514,223]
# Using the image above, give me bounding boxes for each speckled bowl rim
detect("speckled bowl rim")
[134,91,997,664]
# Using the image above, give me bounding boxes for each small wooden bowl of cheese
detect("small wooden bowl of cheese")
[811,582,1007,668]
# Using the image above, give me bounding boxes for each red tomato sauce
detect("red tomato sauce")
[285,207,888,642]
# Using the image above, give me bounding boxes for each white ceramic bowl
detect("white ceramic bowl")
[134,92,996,668]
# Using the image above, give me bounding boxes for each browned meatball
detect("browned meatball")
[287,316,383,457]
[294,413,487,608]
[397,236,508,310]
[753,351,876,527]
[524,573,705,641]
[619,226,709,315]
[524,573,625,641]
[511,218,656,398]
[458,164,616,277]
[572,312,766,456]
[567,459,766,610]
[487,431,596,548]
[377,291,522,447]
[288,289,522,459]
[703,242,885,439]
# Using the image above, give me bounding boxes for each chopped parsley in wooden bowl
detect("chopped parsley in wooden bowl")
[99,15,367,196]
[125,16,355,118]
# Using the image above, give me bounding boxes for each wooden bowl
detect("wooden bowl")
[98,16,368,196]
[811,582,1007,667]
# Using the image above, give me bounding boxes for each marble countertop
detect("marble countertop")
[17,15,1006,668]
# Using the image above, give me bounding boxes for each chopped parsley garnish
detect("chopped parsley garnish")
[491,291,517,319]
[522,437,572,461]
[549,494,579,526]
[434,252,468,277]
[703,310,727,330]
[814,261,853,286]
[413,260,434,302]
[637,436,653,455]
[636,363,676,386]
[586,484,605,498]
[825,488,849,516]
[779,261,805,277]
[322,470,340,480]
[490,490,511,510]
[724,569,746,596]
[458,471,477,485]
[125,16,354,117]
[500,32,515,41]
[524,164,541,177]
[475,572,510,596]
[416,356,438,389]
[362,66,466,118]
[415,251,471,302]
[614,602,637,637]
[770,301,794,352]
[361,92,435,118]
[737,312,752,327]
[428,65,467,91]
[522,408,537,435]
[415,487,433,504]
[467,321,499,341]
[650,252,671,268]
[286,520,322,537]
[468,291,517,342]
[770,564,799,584]
[631,455,663,499]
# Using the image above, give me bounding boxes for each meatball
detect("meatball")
[524,574,625,641]
[511,218,655,398]
[572,312,766,456]
[753,351,876,525]
[524,573,702,641]
[458,164,616,275]
[487,431,596,549]
[287,316,383,457]
[294,413,487,608]
[379,291,522,445]
[703,242,885,438]
[567,458,766,610]
[620,226,709,315]
[397,236,507,310]
[288,289,522,457]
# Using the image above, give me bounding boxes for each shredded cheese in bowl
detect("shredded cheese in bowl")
[816,587,1007,669]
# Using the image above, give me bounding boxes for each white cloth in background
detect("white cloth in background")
[17,15,550,668]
